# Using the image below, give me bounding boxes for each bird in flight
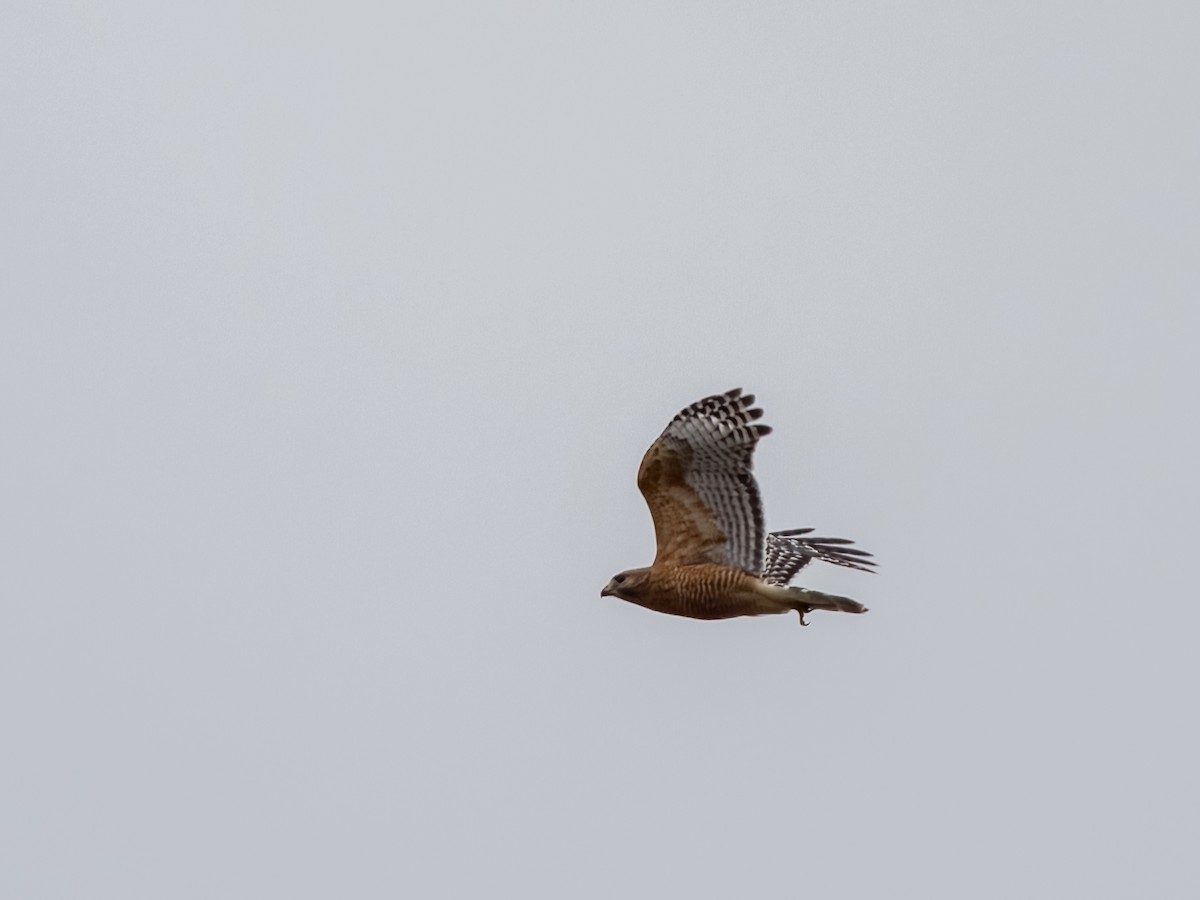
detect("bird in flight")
[601,389,875,625]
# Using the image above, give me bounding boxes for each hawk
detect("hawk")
[601,389,875,625]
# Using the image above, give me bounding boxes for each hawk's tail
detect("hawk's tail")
[786,587,868,625]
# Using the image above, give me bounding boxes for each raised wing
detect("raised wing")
[637,388,770,572]
[761,528,877,584]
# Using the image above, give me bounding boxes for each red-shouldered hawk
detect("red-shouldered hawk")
[601,389,875,625]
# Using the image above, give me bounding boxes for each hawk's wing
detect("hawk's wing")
[637,389,770,572]
[761,528,877,584]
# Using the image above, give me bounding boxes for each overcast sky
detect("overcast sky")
[4,3,1199,897]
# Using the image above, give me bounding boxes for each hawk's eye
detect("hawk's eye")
[614,574,626,584]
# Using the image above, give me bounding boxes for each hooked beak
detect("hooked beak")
[600,581,615,598]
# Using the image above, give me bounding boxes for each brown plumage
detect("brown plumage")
[601,389,875,625]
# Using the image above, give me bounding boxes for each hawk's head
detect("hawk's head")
[600,567,651,603]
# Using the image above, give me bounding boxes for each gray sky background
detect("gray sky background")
[4,3,1198,897]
